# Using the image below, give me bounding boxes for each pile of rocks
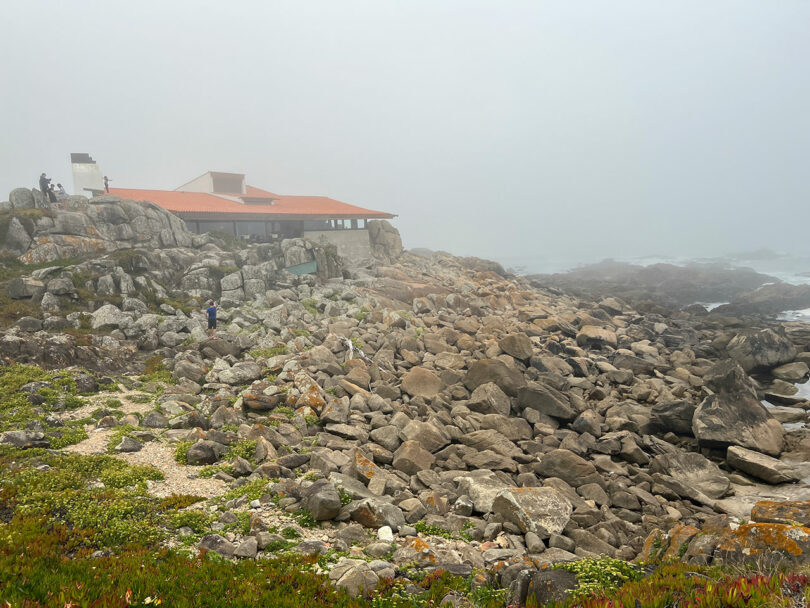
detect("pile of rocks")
[2,203,810,591]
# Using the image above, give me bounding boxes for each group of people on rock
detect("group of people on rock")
[37,172,112,205]
[38,172,68,204]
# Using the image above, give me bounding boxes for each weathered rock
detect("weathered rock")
[517,382,575,420]
[726,446,800,484]
[329,558,379,596]
[650,452,730,500]
[302,480,342,521]
[0,430,50,448]
[491,487,572,537]
[199,534,235,557]
[401,367,442,398]
[726,329,797,373]
[392,440,435,476]
[694,360,785,456]
[751,500,810,526]
[538,449,603,488]
[467,382,511,416]
[772,361,810,382]
[185,440,227,465]
[498,333,533,360]
[234,536,258,558]
[464,359,526,397]
[576,325,618,349]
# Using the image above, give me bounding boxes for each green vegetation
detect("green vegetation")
[174,439,195,465]
[554,556,643,599]
[250,345,288,358]
[301,298,319,315]
[140,355,175,384]
[544,563,809,608]
[222,479,268,502]
[413,520,455,540]
[0,364,88,447]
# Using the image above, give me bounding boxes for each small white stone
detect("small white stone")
[250,499,261,508]
[377,526,394,543]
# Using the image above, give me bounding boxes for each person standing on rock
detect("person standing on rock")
[206,300,217,338]
[47,183,57,203]
[56,183,68,200]
[38,172,50,196]
[103,175,111,193]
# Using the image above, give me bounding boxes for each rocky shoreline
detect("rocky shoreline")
[1,188,809,605]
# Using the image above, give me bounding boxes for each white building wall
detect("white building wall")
[71,163,104,196]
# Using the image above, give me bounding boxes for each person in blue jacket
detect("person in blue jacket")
[206,300,217,338]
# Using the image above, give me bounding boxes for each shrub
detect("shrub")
[174,439,194,465]
[140,355,174,384]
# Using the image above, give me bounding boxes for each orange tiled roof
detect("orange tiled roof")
[108,187,394,219]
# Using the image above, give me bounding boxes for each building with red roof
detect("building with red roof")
[108,170,395,241]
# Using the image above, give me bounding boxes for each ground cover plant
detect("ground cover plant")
[0,364,90,448]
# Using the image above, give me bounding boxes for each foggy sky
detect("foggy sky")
[1,1,808,272]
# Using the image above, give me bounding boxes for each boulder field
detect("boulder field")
[1,189,810,596]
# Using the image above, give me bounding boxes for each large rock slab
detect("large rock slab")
[464,359,526,397]
[467,382,511,416]
[392,440,435,476]
[537,449,603,488]
[401,367,442,398]
[650,452,730,499]
[726,446,801,484]
[498,333,533,360]
[576,325,618,349]
[456,471,511,513]
[726,329,797,373]
[399,420,449,453]
[517,382,575,420]
[693,360,785,456]
[751,500,810,526]
[491,487,572,537]
[301,480,342,521]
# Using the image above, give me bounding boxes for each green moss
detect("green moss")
[250,345,288,358]
[554,556,643,599]
[140,356,175,384]
[301,299,319,316]
[222,479,268,502]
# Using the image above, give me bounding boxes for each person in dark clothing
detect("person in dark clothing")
[39,172,50,195]
[103,176,111,193]
[206,300,217,338]
[47,184,57,203]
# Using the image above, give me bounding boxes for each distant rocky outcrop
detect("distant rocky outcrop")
[531,260,776,309]
[1,190,193,262]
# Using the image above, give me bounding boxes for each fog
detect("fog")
[1,1,808,272]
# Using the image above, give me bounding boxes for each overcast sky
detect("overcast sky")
[1,1,808,271]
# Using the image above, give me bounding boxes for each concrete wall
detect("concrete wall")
[303,229,372,262]
[72,162,103,196]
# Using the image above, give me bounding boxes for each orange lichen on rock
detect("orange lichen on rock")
[661,524,700,561]
[717,522,810,558]
[636,528,667,563]
[751,500,810,527]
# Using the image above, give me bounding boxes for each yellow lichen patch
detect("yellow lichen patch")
[718,523,810,557]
